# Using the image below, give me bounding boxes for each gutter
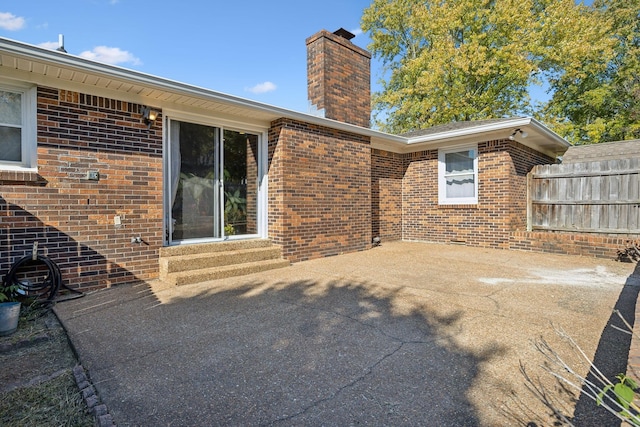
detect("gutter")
[527,117,572,148]
[406,117,570,148]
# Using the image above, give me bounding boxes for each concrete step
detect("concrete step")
[158,239,290,286]
[160,246,283,276]
[159,239,273,258]
[166,258,291,286]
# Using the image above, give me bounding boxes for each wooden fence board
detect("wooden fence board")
[582,204,592,229]
[529,159,640,233]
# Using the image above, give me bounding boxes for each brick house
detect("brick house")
[0,29,569,291]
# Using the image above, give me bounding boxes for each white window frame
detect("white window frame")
[162,109,269,245]
[0,81,37,171]
[438,144,478,205]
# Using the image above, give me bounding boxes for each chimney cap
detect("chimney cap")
[333,28,355,41]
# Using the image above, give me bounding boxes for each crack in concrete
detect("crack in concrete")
[271,339,408,424]
[271,298,435,424]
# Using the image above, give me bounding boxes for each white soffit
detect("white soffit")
[0,38,296,125]
[0,38,405,141]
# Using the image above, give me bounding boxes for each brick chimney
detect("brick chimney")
[306,28,371,128]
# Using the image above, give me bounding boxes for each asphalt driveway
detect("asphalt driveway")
[54,241,640,426]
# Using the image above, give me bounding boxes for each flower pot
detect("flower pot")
[0,302,21,336]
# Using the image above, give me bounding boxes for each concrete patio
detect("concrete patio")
[54,241,640,426]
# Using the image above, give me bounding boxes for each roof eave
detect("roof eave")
[0,37,571,155]
[399,117,570,157]
[0,38,309,120]
[0,37,404,141]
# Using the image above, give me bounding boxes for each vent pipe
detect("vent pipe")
[56,34,67,53]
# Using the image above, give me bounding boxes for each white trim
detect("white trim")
[0,37,399,140]
[404,117,570,147]
[162,108,268,135]
[438,144,478,205]
[257,130,269,239]
[407,118,533,144]
[379,118,570,156]
[0,80,37,170]
[162,115,169,246]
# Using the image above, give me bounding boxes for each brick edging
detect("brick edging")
[72,365,116,427]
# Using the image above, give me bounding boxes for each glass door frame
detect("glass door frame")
[162,109,268,246]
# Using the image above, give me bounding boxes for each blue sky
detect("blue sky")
[0,0,378,114]
[1,1,596,117]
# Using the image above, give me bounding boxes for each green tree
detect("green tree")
[362,0,615,137]
[539,0,640,144]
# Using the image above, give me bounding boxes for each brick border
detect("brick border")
[72,365,115,427]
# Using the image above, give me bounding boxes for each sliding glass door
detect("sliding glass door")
[222,130,259,237]
[165,118,260,244]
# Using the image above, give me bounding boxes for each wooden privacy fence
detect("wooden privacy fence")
[528,158,640,234]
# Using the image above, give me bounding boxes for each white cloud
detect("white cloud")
[0,12,26,31]
[38,41,59,50]
[245,81,277,94]
[350,28,363,37]
[79,46,141,66]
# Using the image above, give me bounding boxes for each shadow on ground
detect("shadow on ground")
[58,276,503,426]
[513,262,640,426]
[571,262,640,426]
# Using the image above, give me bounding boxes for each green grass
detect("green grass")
[0,371,94,427]
[0,306,95,427]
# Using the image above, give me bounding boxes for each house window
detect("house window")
[0,82,37,170]
[438,145,478,205]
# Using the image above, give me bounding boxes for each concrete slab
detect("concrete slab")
[54,242,640,426]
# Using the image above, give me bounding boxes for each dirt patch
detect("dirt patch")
[0,306,94,426]
[0,308,74,392]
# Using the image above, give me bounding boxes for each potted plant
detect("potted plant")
[0,282,21,336]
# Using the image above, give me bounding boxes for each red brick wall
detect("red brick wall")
[371,149,404,241]
[0,84,574,292]
[403,148,501,246]
[268,118,371,262]
[507,141,556,231]
[510,231,638,259]
[0,87,163,292]
[306,30,371,128]
[398,139,554,248]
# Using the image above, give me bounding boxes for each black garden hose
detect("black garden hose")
[2,254,83,304]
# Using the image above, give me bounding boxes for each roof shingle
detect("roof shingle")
[561,139,640,163]
[402,118,523,138]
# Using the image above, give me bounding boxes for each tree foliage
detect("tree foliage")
[540,0,640,144]
[361,0,636,144]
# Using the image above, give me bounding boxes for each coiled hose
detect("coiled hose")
[2,254,83,304]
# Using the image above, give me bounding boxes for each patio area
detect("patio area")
[54,241,640,426]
